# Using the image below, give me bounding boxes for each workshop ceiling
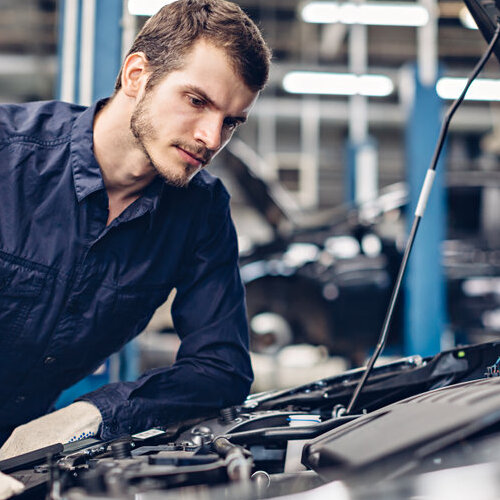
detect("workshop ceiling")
[0,0,497,209]
[0,0,494,93]
[0,0,497,150]
[238,0,489,68]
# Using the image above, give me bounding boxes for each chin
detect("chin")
[156,165,193,188]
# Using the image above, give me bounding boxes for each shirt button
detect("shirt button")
[44,356,56,365]
[15,396,25,404]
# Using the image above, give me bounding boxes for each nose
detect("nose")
[194,114,223,151]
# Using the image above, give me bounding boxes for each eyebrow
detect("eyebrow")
[185,85,248,124]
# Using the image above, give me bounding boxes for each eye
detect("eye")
[188,95,205,108]
[223,118,240,131]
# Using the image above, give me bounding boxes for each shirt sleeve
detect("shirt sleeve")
[78,180,253,440]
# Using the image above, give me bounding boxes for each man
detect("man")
[0,0,270,468]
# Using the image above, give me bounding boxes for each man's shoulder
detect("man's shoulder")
[0,100,86,144]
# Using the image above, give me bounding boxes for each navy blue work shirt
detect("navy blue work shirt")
[0,99,253,442]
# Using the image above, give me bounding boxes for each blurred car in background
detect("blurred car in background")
[215,139,500,365]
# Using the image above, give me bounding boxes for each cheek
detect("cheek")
[150,101,194,132]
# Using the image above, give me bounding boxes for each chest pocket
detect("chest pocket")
[0,252,49,339]
[113,286,169,329]
[97,285,171,357]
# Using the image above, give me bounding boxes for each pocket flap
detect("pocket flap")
[0,257,47,298]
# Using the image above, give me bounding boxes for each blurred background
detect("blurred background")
[4,0,500,396]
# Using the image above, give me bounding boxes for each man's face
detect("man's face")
[130,39,258,187]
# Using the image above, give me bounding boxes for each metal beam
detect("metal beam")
[252,97,494,132]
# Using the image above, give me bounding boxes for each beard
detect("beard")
[130,94,209,188]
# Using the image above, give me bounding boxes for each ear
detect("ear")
[120,52,150,98]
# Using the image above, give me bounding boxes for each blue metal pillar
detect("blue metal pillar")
[57,0,123,105]
[93,0,123,100]
[404,65,447,357]
[56,0,138,407]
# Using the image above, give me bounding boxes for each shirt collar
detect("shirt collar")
[136,176,165,215]
[71,99,108,202]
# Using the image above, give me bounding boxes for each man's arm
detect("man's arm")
[79,180,253,439]
[0,180,252,448]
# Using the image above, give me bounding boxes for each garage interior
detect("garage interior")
[2,0,500,389]
[2,1,500,497]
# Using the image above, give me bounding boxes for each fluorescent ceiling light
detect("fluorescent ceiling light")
[301,1,429,27]
[436,77,500,101]
[458,6,478,29]
[283,71,394,96]
[128,0,175,16]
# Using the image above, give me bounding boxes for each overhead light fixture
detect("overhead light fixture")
[128,0,175,16]
[436,77,500,101]
[283,71,394,96]
[301,1,429,27]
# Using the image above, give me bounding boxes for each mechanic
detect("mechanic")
[0,0,270,464]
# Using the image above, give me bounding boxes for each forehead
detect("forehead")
[153,39,258,114]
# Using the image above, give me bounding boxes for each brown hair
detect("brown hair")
[115,0,271,93]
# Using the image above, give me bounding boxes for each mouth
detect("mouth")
[175,146,206,167]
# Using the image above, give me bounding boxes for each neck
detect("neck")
[93,93,157,225]
[93,93,157,201]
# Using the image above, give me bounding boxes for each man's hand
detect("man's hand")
[0,472,24,499]
[0,402,102,461]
